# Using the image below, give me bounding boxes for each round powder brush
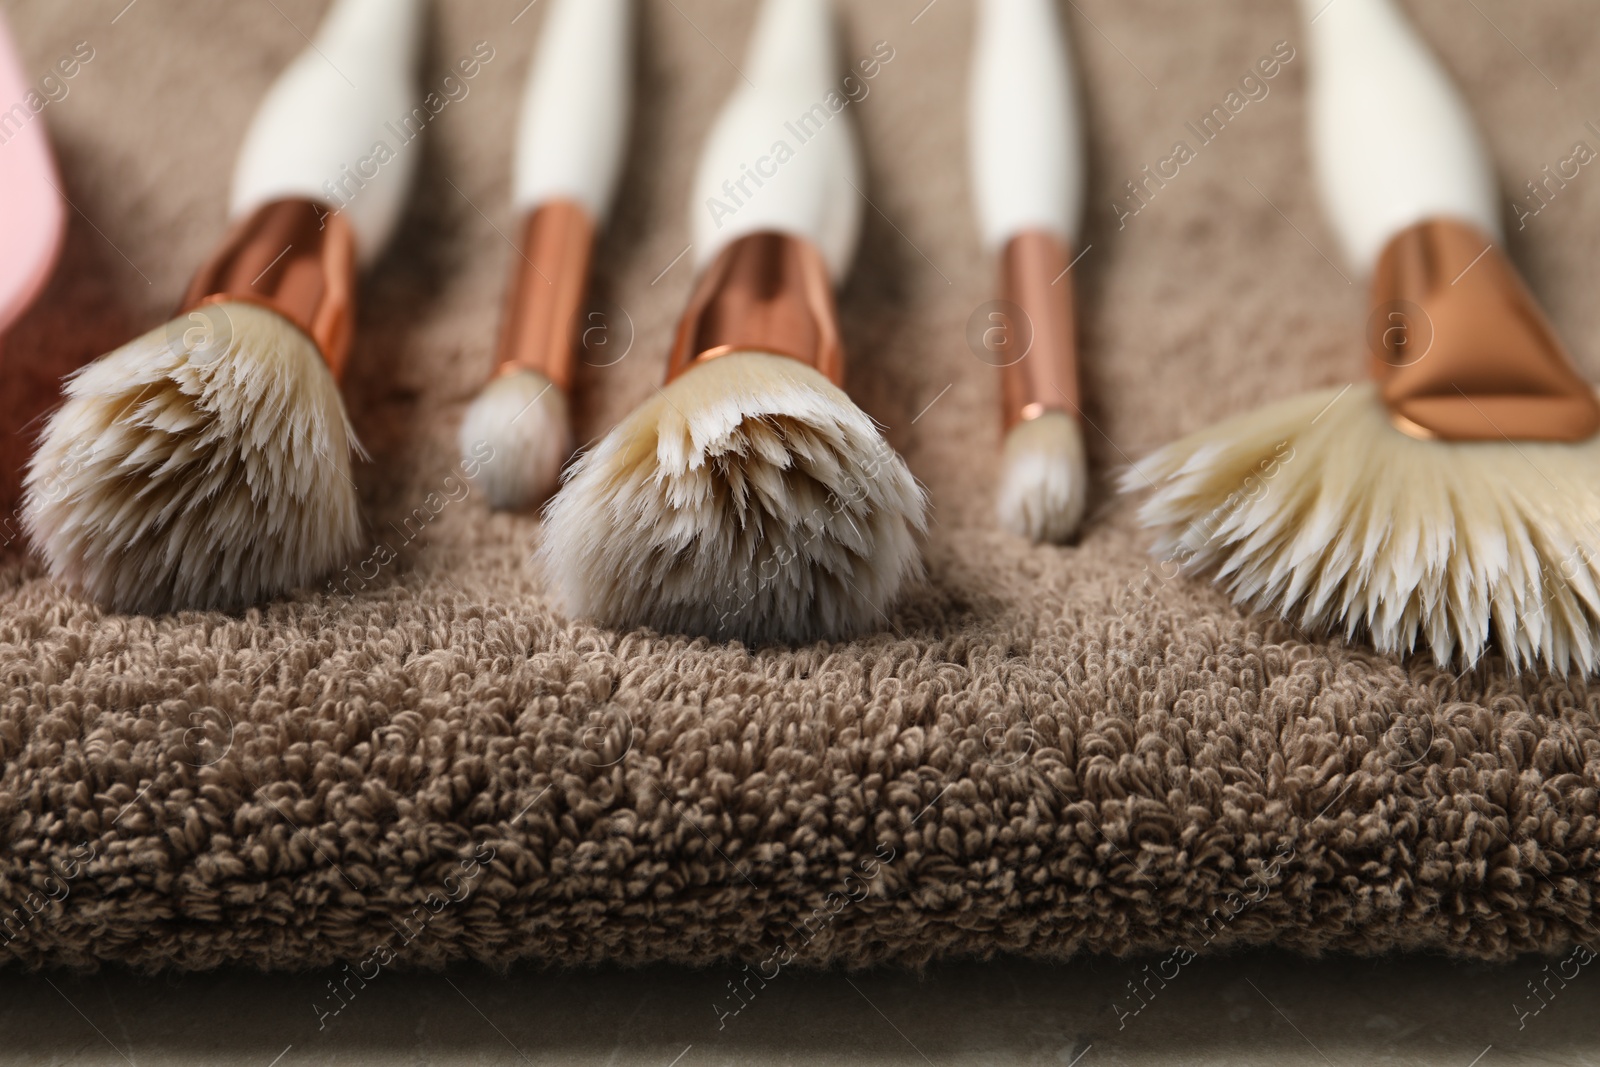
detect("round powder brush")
[23,0,423,614]
[1124,0,1600,672]
[539,0,927,645]
[969,0,1090,543]
[458,0,634,511]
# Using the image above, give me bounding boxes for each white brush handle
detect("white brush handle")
[231,0,425,263]
[1298,0,1500,272]
[968,0,1084,249]
[690,0,862,281]
[514,0,633,220]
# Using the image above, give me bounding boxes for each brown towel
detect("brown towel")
[0,0,1595,970]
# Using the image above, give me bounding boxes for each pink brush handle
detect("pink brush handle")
[0,12,66,336]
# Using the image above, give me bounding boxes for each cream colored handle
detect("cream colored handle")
[513,0,633,221]
[231,0,426,263]
[689,0,862,282]
[968,0,1084,249]
[1298,0,1500,272]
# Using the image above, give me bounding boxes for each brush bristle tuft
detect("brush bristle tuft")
[538,351,926,644]
[1121,382,1600,673]
[459,368,570,510]
[22,301,360,614]
[997,411,1087,543]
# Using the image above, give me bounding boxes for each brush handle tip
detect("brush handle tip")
[689,0,861,281]
[513,0,634,221]
[230,0,426,263]
[968,0,1084,249]
[1301,0,1500,272]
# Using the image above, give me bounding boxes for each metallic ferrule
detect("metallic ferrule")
[181,198,357,380]
[1368,218,1600,442]
[493,199,596,393]
[666,232,843,385]
[998,230,1081,430]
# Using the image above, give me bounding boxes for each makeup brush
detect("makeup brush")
[23,0,423,614]
[458,0,633,510]
[539,0,926,645]
[969,0,1089,543]
[1122,0,1600,672]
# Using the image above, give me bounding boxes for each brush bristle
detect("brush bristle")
[22,301,361,614]
[997,411,1088,543]
[538,351,926,644]
[459,368,570,510]
[1121,381,1600,673]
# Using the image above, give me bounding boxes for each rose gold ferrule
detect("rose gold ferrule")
[180,198,357,380]
[493,200,596,393]
[1368,218,1600,442]
[997,230,1081,430]
[666,232,843,385]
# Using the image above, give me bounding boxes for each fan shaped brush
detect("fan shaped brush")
[22,0,423,614]
[459,0,633,510]
[539,0,926,644]
[969,0,1090,543]
[1122,0,1600,672]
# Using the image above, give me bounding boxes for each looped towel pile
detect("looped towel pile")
[0,0,1595,969]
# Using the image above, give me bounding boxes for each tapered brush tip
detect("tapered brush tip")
[459,368,571,511]
[21,301,361,614]
[997,411,1088,543]
[538,351,927,645]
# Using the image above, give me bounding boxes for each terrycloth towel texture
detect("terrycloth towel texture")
[2,0,1599,971]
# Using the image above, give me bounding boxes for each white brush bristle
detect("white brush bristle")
[22,301,361,614]
[997,411,1088,543]
[1121,382,1600,673]
[459,368,570,510]
[538,351,926,644]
